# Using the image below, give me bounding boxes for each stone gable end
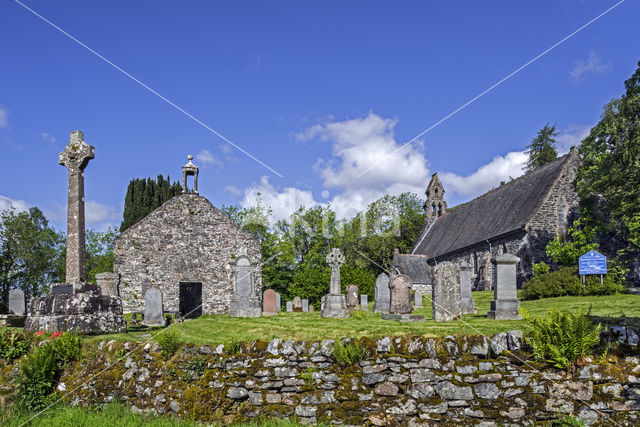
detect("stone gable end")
[114,193,261,314]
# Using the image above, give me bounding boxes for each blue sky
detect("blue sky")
[1,0,638,231]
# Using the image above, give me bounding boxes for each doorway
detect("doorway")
[179,282,202,319]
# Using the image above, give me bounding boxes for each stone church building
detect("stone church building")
[400,148,581,289]
[113,156,261,315]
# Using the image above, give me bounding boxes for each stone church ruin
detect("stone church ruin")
[114,156,261,316]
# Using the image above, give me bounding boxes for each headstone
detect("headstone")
[275,292,281,312]
[321,248,349,318]
[373,273,391,313]
[286,301,293,312]
[346,284,359,309]
[487,254,521,320]
[143,287,164,327]
[360,294,368,311]
[263,289,278,316]
[309,305,314,312]
[389,274,412,314]
[302,299,309,312]
[58,130,95,288]
[433,262,462,322]
[228,253,261,317]
[142,280,153,297]
[293,296,303,312]
[9,289,26,316]
[96,272,119,297]
[414,290,423,308]
[459,261,477,314]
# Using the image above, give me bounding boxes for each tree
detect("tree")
[85,227,118,283]
[524,124,558,172]
[576,61,640,251]
[120,175,182,232]
[0,207,64,309]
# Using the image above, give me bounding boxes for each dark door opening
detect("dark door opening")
[179,282,202,319]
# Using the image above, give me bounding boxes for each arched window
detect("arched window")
[502,243,507,254]
[437,203,443,216]
[432,202,437,216]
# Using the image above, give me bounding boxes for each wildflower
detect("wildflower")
[36,331,45,336]
[50,331,63,339]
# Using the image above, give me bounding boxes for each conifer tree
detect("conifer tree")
[524,124,558,172]
[120,175,182,232]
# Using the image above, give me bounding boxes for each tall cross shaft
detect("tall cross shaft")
[58,131,95,285]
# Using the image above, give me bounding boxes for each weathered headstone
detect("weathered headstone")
[459,261,478,314]
[228,253,261,317]
[96,272,119,297]
[143,287,164,327]
[275,292,281,312]
[9,289,26,316]
[286,301,293,312]
[360,294,368,311]
[346,284,359,309]
[263,289,278,316]
[302,299,309,312]
[389,274,412,314]
[414,290,423,308]
[293,296,303,312]
[373,273,391,313]
[433,261,462,322]
[309,304,314,312]
[487,254,521,320]
[321,248,349,318]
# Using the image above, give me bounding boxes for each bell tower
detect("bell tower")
[424,173,447,224]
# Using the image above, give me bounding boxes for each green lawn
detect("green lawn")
[81,291,640,345]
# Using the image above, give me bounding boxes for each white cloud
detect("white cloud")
[224,185,243,196]
[41,132,56,143]
[570,52,611,82]
[241,176,316,222]
[195,149,219,167]
[0,106,8,129]
[0,195,31,213]
[440,151,527,201]
[557,124,591,153]
[85,200,121,228]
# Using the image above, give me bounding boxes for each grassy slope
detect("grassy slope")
[83,291,640,345]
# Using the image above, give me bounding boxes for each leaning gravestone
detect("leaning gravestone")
[373,273,391,313]
[302,299,309,312]
[414,290,423,308]
[459,261,478,314]
[286,301,293,312]
[433,262,462,322]
[263,289,278,316]
[293,296,303,312]
[346,284,359,310]
[487,254,521,320]
[143,287,164,327]
[360,294,368,311]
[9,289,26,316]
[382,274,424,322]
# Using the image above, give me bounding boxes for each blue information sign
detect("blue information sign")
[579,250,607,275]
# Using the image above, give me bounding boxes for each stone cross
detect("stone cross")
[326,248,345,294]
[58,131,95,285]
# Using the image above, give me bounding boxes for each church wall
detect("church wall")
[113,194,261,314]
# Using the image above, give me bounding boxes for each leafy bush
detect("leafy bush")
[545,220,599,267]
[0,330,33,362]
[524,308,601,369]
[531,261,550,280]
[154,329,181,358]
[522,266,624,300]
[52,333,82,365]
[333,340,365,367]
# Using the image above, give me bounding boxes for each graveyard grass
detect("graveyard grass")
[85,291,640,345]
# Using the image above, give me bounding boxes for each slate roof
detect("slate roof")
[411,152,574,259]
[392,253,432,284]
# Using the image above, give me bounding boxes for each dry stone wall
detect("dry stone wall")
[58,331,640,425]
[114,194,261,314]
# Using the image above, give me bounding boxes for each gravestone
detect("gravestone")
[96,272,119,297]
[346,284,359,310]
[302,299,309,312]
[293,296,303,312]
[487,254,521,320]
[433,261,462,322]
[286,301,293,312]
[414,290,423,308]
[309,305,314,312]
[373,273,391,313]
[321,248,349,318]
[275,292,281,312]
[228,252,261,317]
[389,274,412,314]
[459,261,478,314]
[263,289,278,316]
[143,287,164,327]
[360,294,368,311]
[9,289,26,316]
